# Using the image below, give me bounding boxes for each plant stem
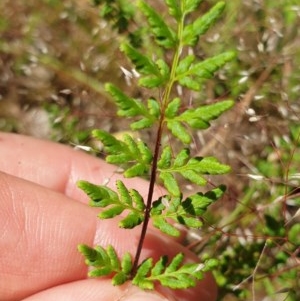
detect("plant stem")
[131,8,186,277]
[131,114,164,277]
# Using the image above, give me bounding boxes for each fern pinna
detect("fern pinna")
[78,0,235,290]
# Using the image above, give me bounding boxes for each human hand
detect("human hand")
[0,132,217,301]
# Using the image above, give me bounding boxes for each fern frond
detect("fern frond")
[188,52,236,79]
[105,83,159,129]
[186,156,231,175]
[165,0,182,20]
[167,120,191,144]
[159,171,181,197]
[175,54,196,75]
[120,43,160,76]
[173,148,190,167]
[78,244,132,285]
[176,52,236,90]
[158,145,173,169]
[78,0,235,291]
[105,83,147,117]
[158,147,230,192]
[77,180,119,207]
[179,100,234,129]
[151,185,226,236]
[77,180,145,228]
[92,129,152,177]
[182,185,226,215]
[184,0,204,15]
[155,59,171,80]
[139,0,177,49]
[132,258,154,289]
[79,244,218,289]
[165,97,181,118]
[183,1,226,46]
[132,253,218,289]
[93,129,126,156]
[166,100,234,142]
[120,42,169,88]
[147,98,160,119]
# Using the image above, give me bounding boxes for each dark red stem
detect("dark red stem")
[131,115,164,277]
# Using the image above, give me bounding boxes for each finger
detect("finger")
[0,172,95,300]
[0,132,164,202]
[0,133,183,241]
[0,172,216,301]
[22,280,175,301]
[22,276,215,301]
[0,172,148,300]
[0,132,181,241]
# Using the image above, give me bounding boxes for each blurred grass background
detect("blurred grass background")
[0,0,299,300]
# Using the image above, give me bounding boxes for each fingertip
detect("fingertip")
[122,291,173,301]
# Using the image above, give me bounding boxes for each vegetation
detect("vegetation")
[77,0,235,289]
[0,0,299,299]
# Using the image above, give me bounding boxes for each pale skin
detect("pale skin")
[0,132,217,301]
